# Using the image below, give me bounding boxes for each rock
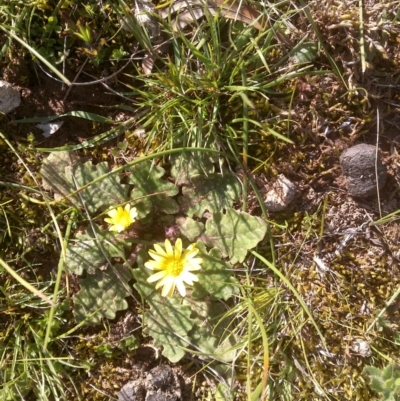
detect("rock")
[118,380,145,401]
[0,81,21,113]
[340,144,387,198]
[118,365,181,401]
[146,366,174,390]
[264,174,297,212]
[351,338,371,358]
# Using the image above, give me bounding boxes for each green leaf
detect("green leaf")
[13,110,115,124]
[175,216,204,242]
[73,264,131,324]
[382,392,397,401]
[118,335,140,352]
[65,160,128,213]
[66,225,129,275]
[215,383,235,401]
[128,161,179,216]
[178,171,241,218]
[192,243,238,300]
[40,151,78,200]
[131,256,157,299]
[203,208,267,263]
[184,297,237,362]
[368,376,386,393]
[144,294,193,363]
[292,42,318,63]
[364,366,384,378]
[132,252,194,363]
[170,152,215,185]
[382,364,400,381]
[364,364,400,396]
[133,250,236,362]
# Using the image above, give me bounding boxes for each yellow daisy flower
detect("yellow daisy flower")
[104,204,137,233]
[145,238,202,297]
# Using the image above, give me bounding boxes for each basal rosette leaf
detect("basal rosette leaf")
[133,247,236,362]
[40,151,79,200]
[144,294,193,363]
[73,264,131,325]
[132,253,194,363]
[170,152,216,185]
[66,224,130,275]
[127,161,179,216]
[65,160,128,213]
[192,242,238,300]
[175,216,204,242]
[131,256,157,299]
[178,171,241,218]
[202,208,267,263]
[183,298,237,362]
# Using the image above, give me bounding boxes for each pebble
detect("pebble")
[0,80,21,113]
[264,174,297,212]
[340,144,387,198]
[351,338,371,358]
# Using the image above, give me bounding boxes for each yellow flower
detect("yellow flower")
[145,238,202,297]
[104,204,137,233]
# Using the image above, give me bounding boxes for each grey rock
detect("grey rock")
[118,380,145,401]
[0,81,21,113]
[264,174,297,212]
[147,366,174,389]
[118,365,181,401]
[340,144,386,198]
[351,338,371,358]
[145,391,178,401]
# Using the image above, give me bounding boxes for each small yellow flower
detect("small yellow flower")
[104,204,137,233]
[145,238,202,297]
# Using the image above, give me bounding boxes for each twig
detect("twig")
[375,107,382,219]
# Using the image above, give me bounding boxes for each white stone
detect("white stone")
[264,174,297,212]
[0,81,21,113]
[36,121,64,137]
[351,338,371,357]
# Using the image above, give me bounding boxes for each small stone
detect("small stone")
[118,380,145,401]
[264,174,297,212]
[351,338,371,358]
[340,144,387,198]
[147,366,174,389]
[145,392,178,401]
[0,81,21,113]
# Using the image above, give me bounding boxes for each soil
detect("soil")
[2,3,400,399]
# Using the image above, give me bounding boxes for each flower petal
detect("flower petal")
[147,270,167,283]
[130,207,138,219]
[148,250,166,262]
[164,239,174,256]
[157,276,174,297]
[174,238,182,260]
[175,279,186,297]
[145,260,161,270]
[107,209,118,218]
[185,259,203,270]
[153,243,167,257]
[144,238,202,297]
[181,271,199,285]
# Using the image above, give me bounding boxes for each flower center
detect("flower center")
[118,211,131,227]
[166,257,184,277]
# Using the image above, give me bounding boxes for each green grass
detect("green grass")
[1,0,400,400]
